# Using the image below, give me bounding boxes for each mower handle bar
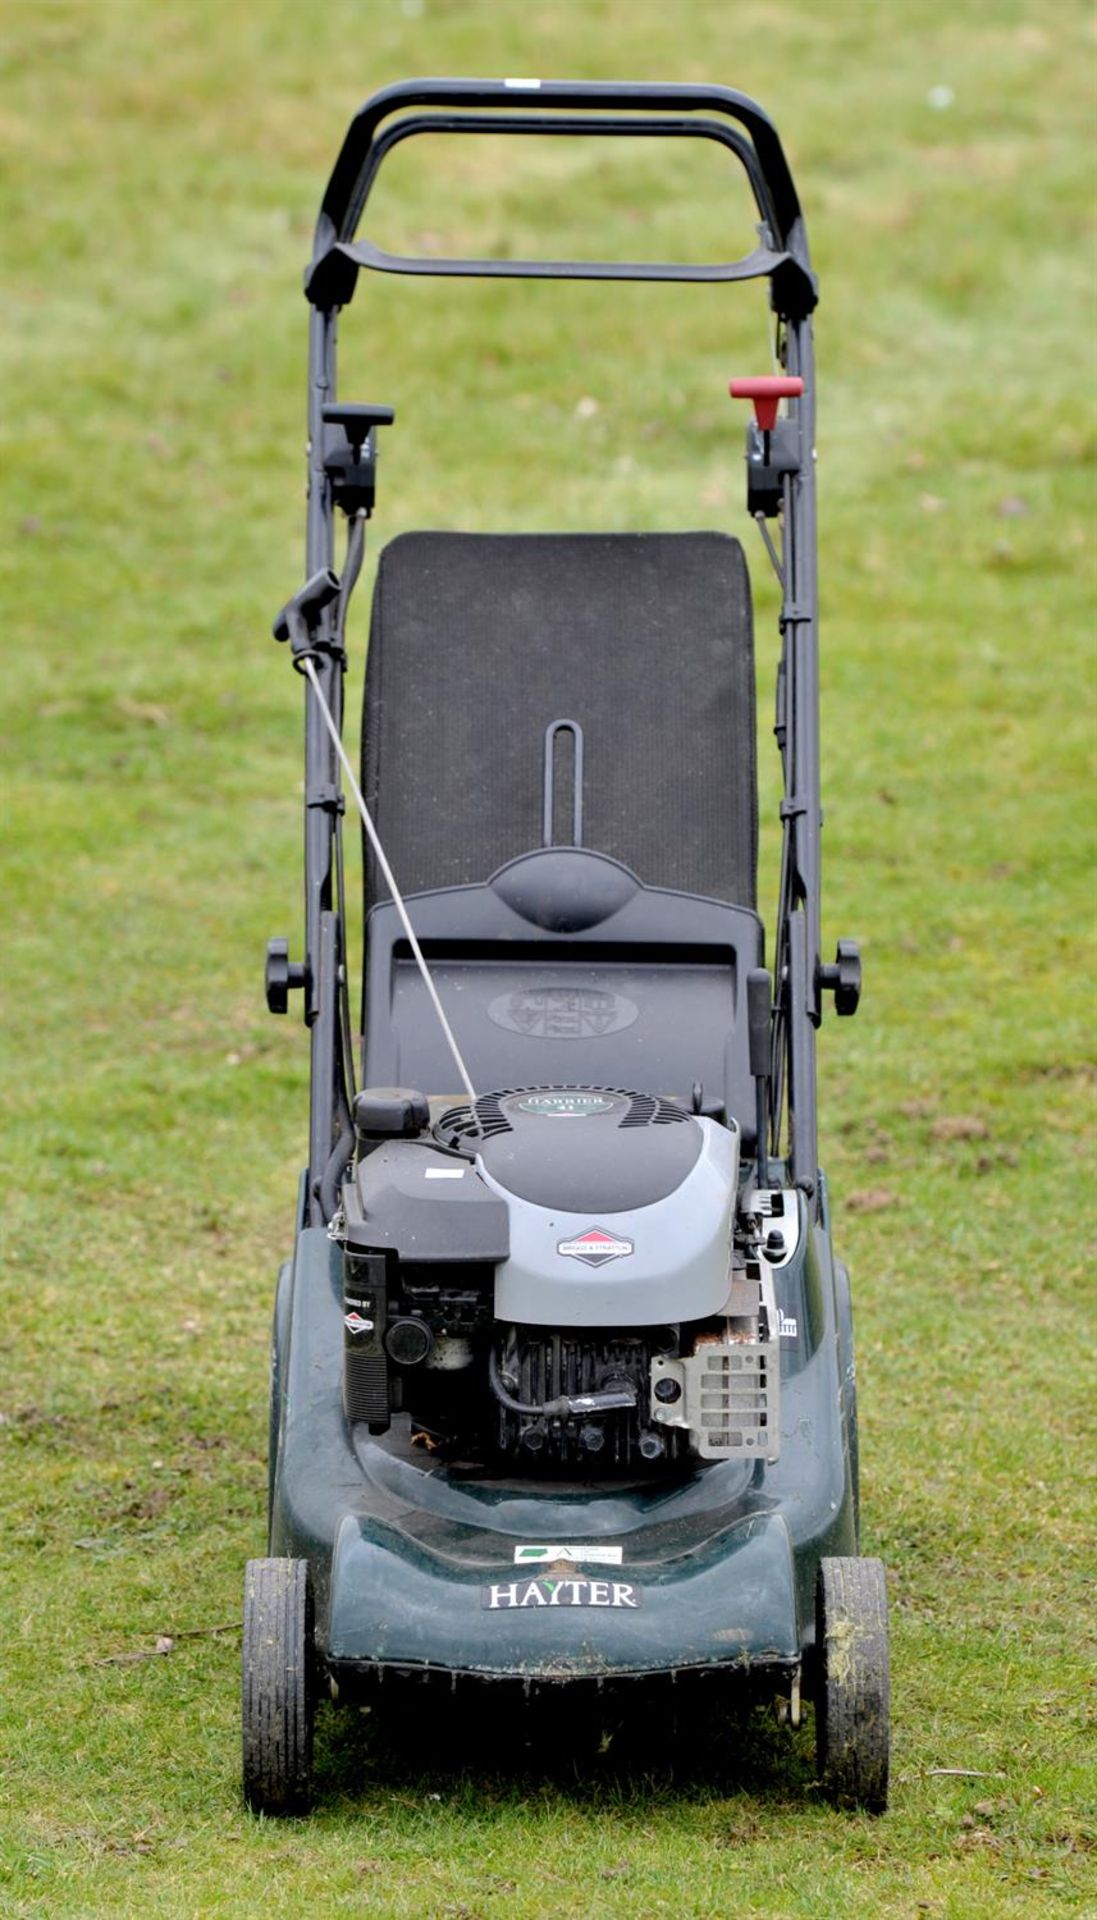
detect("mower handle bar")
[306,78,816,315]
[299,79,825,1203]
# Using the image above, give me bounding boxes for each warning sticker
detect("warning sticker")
[514,1544,624,1568]
[482,1578,641,1610]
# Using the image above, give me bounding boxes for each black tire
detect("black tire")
[815,1556,890,1812]
[242,1557,315,1815]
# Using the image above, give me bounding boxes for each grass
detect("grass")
[1,0,1095,1913]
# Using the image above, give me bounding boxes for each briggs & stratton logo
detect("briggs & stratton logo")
[556,1227,635,1267]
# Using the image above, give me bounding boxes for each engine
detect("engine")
[337,1086,781,1473]
[492,1327,685,1471]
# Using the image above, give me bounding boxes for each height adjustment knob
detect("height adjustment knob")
[818,939,862,1017]
[265,937,306,1014]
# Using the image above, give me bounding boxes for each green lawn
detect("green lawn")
[1,2,1094,1914]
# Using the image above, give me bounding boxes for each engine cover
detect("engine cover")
[440,1087,739,1329]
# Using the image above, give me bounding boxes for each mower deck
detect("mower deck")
[271,1202,855,1687]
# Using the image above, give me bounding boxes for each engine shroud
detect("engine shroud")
[439,1086,740,1330]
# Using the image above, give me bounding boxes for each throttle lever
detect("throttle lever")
[321,404,395,516]
[729,375,804,432]
[321,402,395,452]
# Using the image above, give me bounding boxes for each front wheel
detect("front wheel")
[815,1556,890,1812]
[242,1557,315,1815]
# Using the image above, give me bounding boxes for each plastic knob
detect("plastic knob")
[819,939,862,1017]
[265,937,306,1014]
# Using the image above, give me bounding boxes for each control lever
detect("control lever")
[272,567,342,664]
[322,402,395,449]
[321,403,395,517]
[728,375,804,433]
[746,967,773,1187]
[729,377,804,521]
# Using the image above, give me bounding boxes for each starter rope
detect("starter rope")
[302,656,479,1116]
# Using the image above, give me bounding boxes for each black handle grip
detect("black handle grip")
[315,78,805,254]
[746,968,773,1081]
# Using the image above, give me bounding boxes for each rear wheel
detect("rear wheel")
[242,1557,315,1815]
[815,1556,889,1812]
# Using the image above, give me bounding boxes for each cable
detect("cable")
[318,1120,355,1223]
[332,515,366,1110]
[488,1348,637,1420]
[301,655,479,1116]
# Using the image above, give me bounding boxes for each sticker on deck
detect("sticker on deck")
[514,1544,624,1567]
[482,1577,641,1610]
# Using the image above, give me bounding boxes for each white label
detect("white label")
[425,1167,465,1179]
[504,76,541,89]
[484,1578,640,1610]
[514,1543,624,1567]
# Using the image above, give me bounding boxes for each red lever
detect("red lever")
[729,375,804,433]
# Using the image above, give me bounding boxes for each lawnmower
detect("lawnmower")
[243,78,889,1815]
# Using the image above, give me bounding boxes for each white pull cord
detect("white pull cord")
[301,656,479,1115]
